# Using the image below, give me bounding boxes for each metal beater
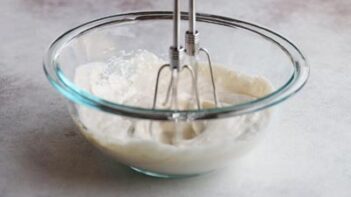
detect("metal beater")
[152,0,219,111]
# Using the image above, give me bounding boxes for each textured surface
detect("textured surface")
[0,0,350,196]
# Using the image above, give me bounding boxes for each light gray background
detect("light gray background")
[1,0,350,196]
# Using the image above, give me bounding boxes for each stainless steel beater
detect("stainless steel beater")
[152,0,219,111]
[185,0,219,107]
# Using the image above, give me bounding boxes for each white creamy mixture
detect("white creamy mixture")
[73,50,273,175]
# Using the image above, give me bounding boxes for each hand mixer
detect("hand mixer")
[152,0,219,111]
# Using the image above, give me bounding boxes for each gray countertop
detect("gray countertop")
[1,0,350,196]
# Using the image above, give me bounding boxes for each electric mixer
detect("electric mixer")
[152,0,219,111]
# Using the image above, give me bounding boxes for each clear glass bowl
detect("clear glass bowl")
[43,11,309,178]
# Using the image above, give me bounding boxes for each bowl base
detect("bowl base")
[130,166,206,179]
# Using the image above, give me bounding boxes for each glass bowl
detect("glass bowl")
[43,11,309,178]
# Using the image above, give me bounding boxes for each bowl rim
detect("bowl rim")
[43,11,309,121]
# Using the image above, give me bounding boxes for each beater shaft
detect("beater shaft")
[173,0,181,51]
[189,0,196,33]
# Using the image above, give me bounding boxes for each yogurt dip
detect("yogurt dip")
[73,50,273,175]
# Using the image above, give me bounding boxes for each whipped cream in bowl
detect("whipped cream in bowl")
[44,12,309,178]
